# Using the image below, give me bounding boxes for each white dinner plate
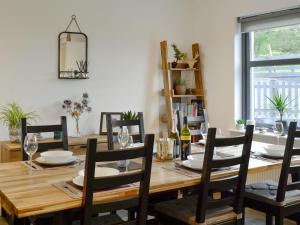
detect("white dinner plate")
[73,167,120,187]
[72,176,84,187]
[40,150,73,162]
[198,140,206,145]
[35,156,77,165]
[126,143,144,148]
[182,159,203,170]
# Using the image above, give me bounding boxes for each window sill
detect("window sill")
[228,129,300,146]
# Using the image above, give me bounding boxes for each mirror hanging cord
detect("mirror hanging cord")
[65,15,82,33]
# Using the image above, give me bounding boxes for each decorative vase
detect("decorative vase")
[74,118,81,137]
[276,120,287,135]
[175,85,186,95]
[171,62,177,68]
[8,126,21,143]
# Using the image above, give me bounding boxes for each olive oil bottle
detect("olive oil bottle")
[180,117,191,160]
[168,117,180,158]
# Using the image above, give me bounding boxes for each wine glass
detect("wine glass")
[200,122,209,142]
[273,122,284,145]
[118,127,129,149]
[128,136,134,147]
[117,127,130,169]
[23,134,38,174]
[217,128,223,137]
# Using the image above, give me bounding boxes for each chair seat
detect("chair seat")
[0,217,9,225]
[73,214,124,225]
[245,181,300,206]
[154,195,238,225]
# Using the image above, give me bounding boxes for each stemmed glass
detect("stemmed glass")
[200,122,209,142]
[117,127,130,168]
[273,122,284,145]
[23,134,38,174]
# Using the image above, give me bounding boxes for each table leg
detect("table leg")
[53,210,73,225]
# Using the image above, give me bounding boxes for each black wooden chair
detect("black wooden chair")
[107,112,145,150]
[154,125,254,225]
[78,134,154,225]
[99,112,123,135]
[21,116,68,160]
[244,121,300,225]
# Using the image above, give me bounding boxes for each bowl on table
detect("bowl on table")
[263,144,285,158]
[40,150,74,163]
[73,167,120,187]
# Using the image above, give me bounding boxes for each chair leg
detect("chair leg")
[275,213,283,225]
[241,207,245,225]
[266,213,273,225]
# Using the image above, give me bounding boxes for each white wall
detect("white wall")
[195,0,300,133]
[0,0,197,140]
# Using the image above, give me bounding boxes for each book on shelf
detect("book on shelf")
[173,99,204,117]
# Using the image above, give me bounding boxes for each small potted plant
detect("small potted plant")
[62,93,92,137]
[266,92,293,131]
[175,78,187,95]
[171,44,187,68]
[122,110,139,134]
[0,103,37,143]
[236,119,245,131]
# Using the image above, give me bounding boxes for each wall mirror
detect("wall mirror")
[58,15,88,79]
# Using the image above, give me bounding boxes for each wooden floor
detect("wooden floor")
[0,209,297,224]
[245,209,295,225]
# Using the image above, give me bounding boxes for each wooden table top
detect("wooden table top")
[0,141,297,219]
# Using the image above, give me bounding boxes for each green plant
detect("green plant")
[171,44,187,62]
[266,92,293,122]
[122,111,139,120]
[236,119,245,125]
[0,103,37,128]
[175,78,187,86]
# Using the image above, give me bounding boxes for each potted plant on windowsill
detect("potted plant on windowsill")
[236,119,245,131]
[122,110,139,134]
[266,92,293,131]
[0,103,37,143]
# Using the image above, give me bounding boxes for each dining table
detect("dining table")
[0,141,298,225]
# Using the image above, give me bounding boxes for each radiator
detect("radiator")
[247,168,281,184]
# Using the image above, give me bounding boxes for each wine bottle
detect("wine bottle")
[180,117,191,160]
[168,117,180,158]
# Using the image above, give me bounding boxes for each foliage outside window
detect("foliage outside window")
[243,24,300,126]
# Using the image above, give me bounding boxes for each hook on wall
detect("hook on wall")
[65,15,82,33]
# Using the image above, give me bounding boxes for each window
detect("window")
[241,15,300,127]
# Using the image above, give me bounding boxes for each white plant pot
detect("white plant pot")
[236,124,245,131]
[128,126,139,135]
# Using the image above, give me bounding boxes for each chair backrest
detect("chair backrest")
[107,112,145,150]
[176,110,205,137]
[99,112,123,135]
[21,116,68,160]
[276,121,300,202]
[195,125,254,223]
[81,134,154,225]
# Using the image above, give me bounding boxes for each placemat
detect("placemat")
[54,180,137,199]
[98,161,142,172]
[162,163,201,178]
[33,160,78,169]
[163,162,239,178]
[251,153,281,163]
[22,161,43,171]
